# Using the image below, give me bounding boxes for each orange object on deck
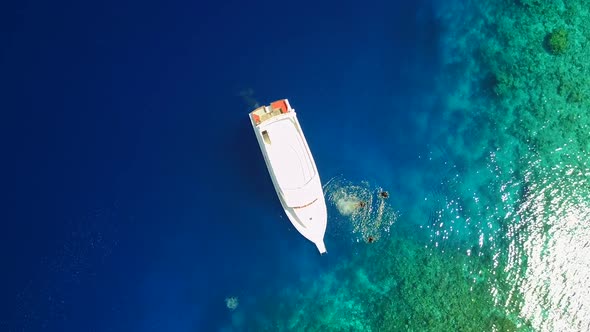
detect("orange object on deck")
[252,113,261,124]
[271,99,289,114]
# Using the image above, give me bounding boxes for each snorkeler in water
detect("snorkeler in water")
[379,191,389,199]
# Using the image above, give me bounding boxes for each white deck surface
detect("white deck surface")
[266,118,315,191]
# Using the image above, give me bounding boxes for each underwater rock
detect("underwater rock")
[225,296,239,311]
[545,28,568,55]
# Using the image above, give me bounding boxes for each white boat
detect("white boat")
[249,99,328,254]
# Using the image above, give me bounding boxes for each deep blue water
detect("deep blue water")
[2,0,482,330]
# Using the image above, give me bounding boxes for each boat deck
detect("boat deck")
[250,99,290,125]
[266,118,315,191]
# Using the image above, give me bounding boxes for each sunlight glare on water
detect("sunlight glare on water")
[504,158,590,331]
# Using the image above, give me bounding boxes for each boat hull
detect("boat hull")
[249,99,327,254]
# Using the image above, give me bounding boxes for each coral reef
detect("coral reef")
[545,28,569,54]
[233,235,531,331]
[225,297,239,311]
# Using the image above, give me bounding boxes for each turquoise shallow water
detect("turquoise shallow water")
[221,1,590,331]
